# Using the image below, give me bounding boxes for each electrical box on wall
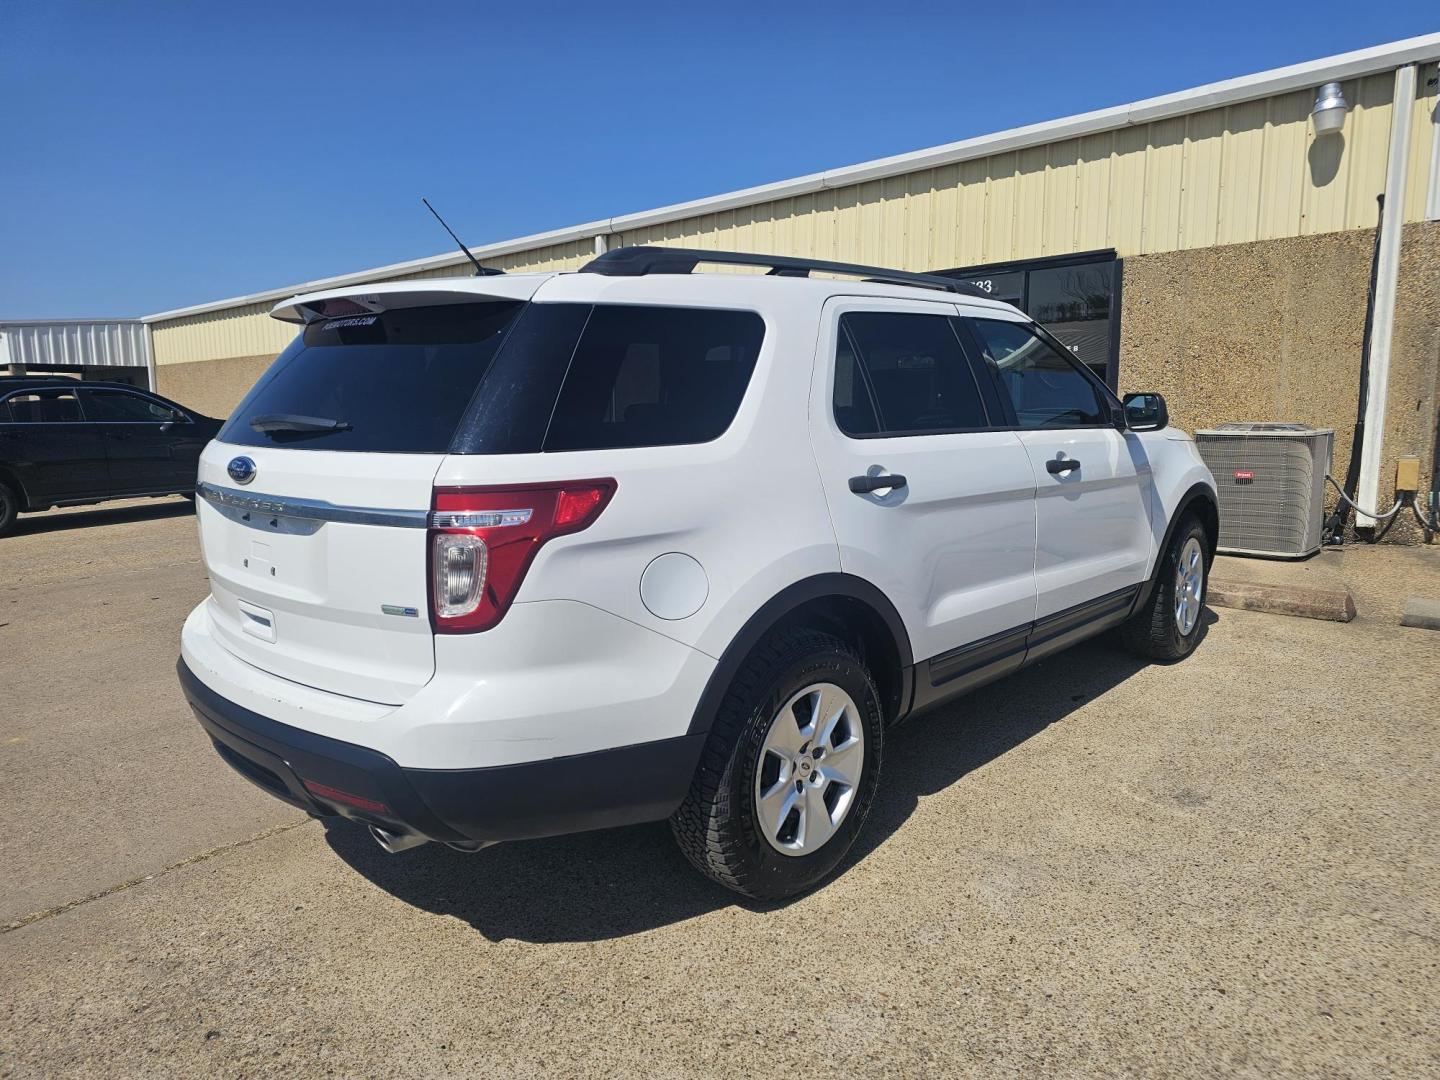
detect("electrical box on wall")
[1395,457,1421,493]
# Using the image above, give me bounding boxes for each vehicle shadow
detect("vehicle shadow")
[10,497,193,537]
[324,611,1217,943]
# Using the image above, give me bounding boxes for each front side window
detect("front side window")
[967,319,1106,429]
[835,311,988,436]
[84,390,181,423]
[3,390,84,423]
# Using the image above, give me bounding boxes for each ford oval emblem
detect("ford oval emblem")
[227,456,257,485]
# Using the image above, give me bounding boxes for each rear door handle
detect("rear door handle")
[1045,458,1081,475]
[849,473,907,494]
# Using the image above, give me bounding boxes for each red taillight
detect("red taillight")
[301,780,390,816]
[428,479,616,633]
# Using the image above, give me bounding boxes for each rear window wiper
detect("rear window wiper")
[249,413,352,434]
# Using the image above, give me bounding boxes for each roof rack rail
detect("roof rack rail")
[580,246,988,298]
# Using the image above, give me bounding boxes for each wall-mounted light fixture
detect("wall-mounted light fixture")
[1311,81,1348,136]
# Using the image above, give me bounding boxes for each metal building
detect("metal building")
[0,318,155,390]
[141,34,1440,534]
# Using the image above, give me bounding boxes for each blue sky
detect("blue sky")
[2,1,1435,317]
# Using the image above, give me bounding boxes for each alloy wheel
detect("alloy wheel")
[753,682,865,856]
[1174,536,1204,635]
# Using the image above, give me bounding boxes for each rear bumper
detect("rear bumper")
[179,658,705,845]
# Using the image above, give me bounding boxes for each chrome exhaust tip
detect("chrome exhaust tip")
[368,823,430,854]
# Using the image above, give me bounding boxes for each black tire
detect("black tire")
[0,480,18,538]
[1121,514,1209,661]
[671,627,884,900]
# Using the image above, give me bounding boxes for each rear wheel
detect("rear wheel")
[1121,515,1209,661]
[0,480,18,537]
[671,628,884,900]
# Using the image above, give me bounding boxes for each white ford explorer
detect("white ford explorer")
[178,246,1217,900]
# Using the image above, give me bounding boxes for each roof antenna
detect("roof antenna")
[421,197,500,277]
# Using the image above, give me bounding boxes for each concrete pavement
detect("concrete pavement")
[2,502,1438,1077]
[1,499,301,925]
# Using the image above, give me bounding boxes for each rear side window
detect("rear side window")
[833,329,880,436]
[967,319,1106,429]
[541,305,764,452]
[220,302,524,453]
[836,312,988,436]
[3,390,84,423]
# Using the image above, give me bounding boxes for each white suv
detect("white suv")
[179,247,1217,900]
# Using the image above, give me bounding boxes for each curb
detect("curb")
[1208,579,1356,623]
[1400,598,1440,630]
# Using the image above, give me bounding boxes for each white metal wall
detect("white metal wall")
[0,319,150,369]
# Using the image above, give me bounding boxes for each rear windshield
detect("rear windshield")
[221,302,524,453]
[222,300,764,455]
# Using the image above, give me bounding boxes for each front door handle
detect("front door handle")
[849,473,907,494]
[1046,458,1081,475]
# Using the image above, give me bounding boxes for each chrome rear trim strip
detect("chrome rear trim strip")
[196,481,429,528]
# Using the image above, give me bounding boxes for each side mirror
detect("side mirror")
[1122,392,1169,432]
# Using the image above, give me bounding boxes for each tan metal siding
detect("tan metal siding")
[151,239,592,365]
[152,67,1437,365]
[151,300,288,366]
[615,74,1430,270]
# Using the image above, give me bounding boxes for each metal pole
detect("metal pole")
[143,322,158,392]
[1356,64,1418,527]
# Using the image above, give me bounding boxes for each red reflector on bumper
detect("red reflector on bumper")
[302,780,389,816]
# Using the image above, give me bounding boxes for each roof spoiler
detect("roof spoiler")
[269,277,549,325]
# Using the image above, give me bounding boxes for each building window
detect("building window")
[934,250,1122,388]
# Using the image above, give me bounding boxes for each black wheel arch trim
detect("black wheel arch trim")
[685,573,915,735]
[0,464,29,510]
[1129,483,1218,618]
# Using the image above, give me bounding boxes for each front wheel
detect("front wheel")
[1121,515,1209,661]
[671,628,884,900]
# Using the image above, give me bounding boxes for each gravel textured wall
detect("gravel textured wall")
[156,354,274,420]
[1120,221,1439,542]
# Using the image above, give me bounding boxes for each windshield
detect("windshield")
[219,301,523,453]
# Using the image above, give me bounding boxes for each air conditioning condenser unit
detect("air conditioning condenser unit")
[1194,423,1334,558]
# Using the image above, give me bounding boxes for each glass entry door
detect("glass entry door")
[936,251,1121,388]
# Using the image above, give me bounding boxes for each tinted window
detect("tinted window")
[968,319,1105,429]
[451,302,592,455]
[85,390,179,422]
[541,305,764,452]
[4,390,83,423]
[838,312,987,435]
[220,302,523,453]
[959,269,1025,305]
[1026,265,1113,377]
[832,326,880,436]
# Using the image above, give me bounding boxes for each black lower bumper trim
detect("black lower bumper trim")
[178,659,705,845]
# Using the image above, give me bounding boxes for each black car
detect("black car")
[0,377,222,536]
